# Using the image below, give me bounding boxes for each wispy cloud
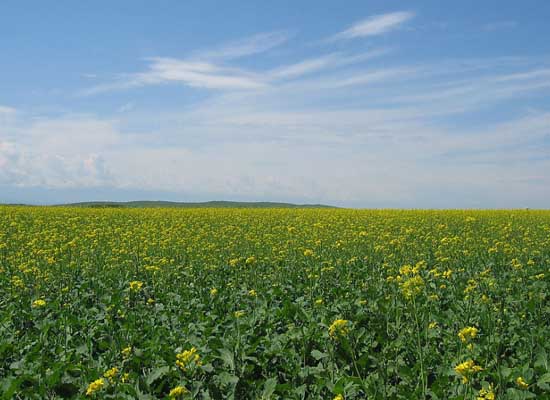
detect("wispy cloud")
[81,45,390,96]
[193,31,291,60]
[331,11,415,41]
[80,31,295,95]
[386,65,550,112]
[483,21,517,31]
[81,57,268,95]
[269,53,344,80]
[269,49,390,80]
[138,58,267,89]
[317,67,418,89]
[493,68,550,82]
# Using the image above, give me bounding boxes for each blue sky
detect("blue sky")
[1,0,550,207]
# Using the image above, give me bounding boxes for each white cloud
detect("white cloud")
[269,54,343,80]
[0,115,120,188]
[81,57,267,95]
[142,57,267,89]
[83,50,394,95]
[194,31,291,60]
[80,31,294,95]
[331,11,415,40]
[0,105,16,114]
[2,98,550,207]
[318,67,418,88]
[269,49,390,80]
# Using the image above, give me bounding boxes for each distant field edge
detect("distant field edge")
[47,200,337,209]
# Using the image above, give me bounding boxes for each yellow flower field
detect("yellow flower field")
[0,207,549,399]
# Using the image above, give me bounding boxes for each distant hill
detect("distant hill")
[58,200,336,209]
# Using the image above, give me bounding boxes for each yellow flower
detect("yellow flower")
[145,265,160,272]
[11,276,24,289]
[210,287,218,296]
[333,394,344,400]
[516,376,529,389]
[147,298,155,305]
[248,289,257,297]
[399,264,412,275]
[428,322,438,329]
[458,326,478,343]
[31,299,46,308]
[245,256,256,265]
[234,310,245,318]
[400,275,425,299]
[121,373,130,383]
[315,298,324,305]
[329,319,350,339]
[477,384,495,400]
[129,280,143,291]
[176,347,201,371]
[103,367,118,382]
[85,378,105,396]
[454,359,483,383]
[303,249,314,257]
[169,385,189,398]
[121,346,132,358]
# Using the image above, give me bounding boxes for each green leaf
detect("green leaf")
[311,349,328,361]
[261,377,277,399]
[538,372,550,384]
[145,366,170,386]
[217,371,239,386]
[535,349,548,372]
[218,348,235,371]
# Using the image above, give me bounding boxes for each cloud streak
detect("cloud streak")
[331,11,415,40]
[269,49,390,80]
[81,58,268,95]
[193,31,291,60]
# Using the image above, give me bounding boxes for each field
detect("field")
[1,207,549,399]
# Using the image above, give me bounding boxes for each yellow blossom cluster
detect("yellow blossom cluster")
[169,385,189,398]
[176,347,201,371]
[85,378,104,396]
[458,326,478,343]
[329,319,350,339]
[129,280,143,291]
[454,359,483,383]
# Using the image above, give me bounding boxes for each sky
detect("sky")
[1,0,550,208]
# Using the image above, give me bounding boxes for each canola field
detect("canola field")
[1,207,549,400]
